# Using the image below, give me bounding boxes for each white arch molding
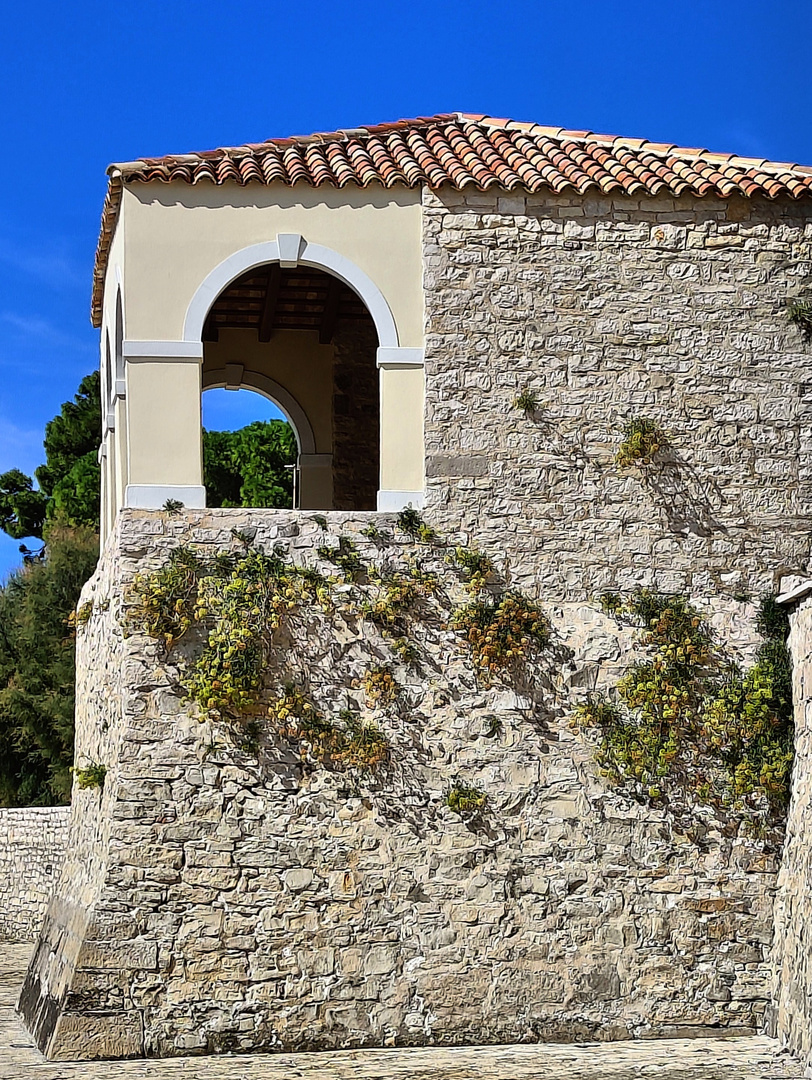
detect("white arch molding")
[202,369,317,455]
[183,238,399,350]
[103,331,112,410]
[121,236,425,515]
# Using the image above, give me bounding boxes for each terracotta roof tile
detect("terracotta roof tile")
[92,113,812,325]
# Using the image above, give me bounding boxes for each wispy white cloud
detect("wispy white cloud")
[0,236,85,291]
[0,311,93,356]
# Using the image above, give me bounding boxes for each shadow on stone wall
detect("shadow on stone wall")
[643,446,729,538]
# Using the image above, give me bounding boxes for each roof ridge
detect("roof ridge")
[109,115,812,179]
[262,113,463,148]
[456,116,810,174]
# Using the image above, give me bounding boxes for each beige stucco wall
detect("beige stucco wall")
[105,441,116,538]
[99,220,126,542]
[112,395,128,514]
[100,219,125,354]
[96,181,426,535]
[380,365,424,493]
[126,359,202,487]
[119,182,424,347]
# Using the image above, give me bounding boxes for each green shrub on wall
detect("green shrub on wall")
[128,515,558,801]
[576,590,793,830]
[446,781,487,816]
[788,297,812,342]
[73,762,107,791]
[451,592,550,681]
[615,418,667,468]
[128,519,793,836]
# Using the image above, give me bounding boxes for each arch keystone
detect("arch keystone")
[277,233,304,267]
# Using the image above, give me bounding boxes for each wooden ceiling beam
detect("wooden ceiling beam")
[258,264,282,342]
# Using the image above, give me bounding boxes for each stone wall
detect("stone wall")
[768,586,812,1066]
[19,184,812,1061]
[20,541,133,1058]
[20,509,782,1060]
[422,187,812,600]
[332,319,379,511]
[0,807,68,942]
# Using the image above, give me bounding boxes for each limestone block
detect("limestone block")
[48,1012,144,1060]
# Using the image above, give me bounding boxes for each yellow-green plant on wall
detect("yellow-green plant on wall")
[359,568,436,632]
[452,591,550,679]
[129,546,207,648]
[362,665,400,707]
[131,547,326,715]
[267,687,390,771]
[396,507,437,544]
[268,684,333,740]
[450,547,494,594]
[576,590,793,827]
[391,636,420,666]
[317,535,366,582]
[76,601,93,625]
[512,387,541,417]
[128,519,791,831]
[338,712,390,770]
[446,781,487,815]
[788,297,812,342]
[128,517,555,791]
[615,417,667,468]
[73,762,107,790]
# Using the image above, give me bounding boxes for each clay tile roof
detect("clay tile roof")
[92,113,812,326]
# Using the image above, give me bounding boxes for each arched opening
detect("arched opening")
[114,288,124,392]
[200,263,379,511]
[103,332,113,410]
[202,387,298,509]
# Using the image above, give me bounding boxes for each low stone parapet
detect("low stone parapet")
[0,806,69,942]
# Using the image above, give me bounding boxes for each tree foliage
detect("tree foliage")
[0,469,48,541]
[203,420,297,509]
[0,528,99,804]
[0,372,101,541]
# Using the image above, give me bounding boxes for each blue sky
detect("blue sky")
[1,0,811,577]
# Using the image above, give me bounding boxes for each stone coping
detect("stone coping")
[777,576,812,607]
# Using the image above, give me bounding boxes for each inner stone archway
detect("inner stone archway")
[200,264,379,511]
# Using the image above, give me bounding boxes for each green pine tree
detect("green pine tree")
[204,420,296,509]
[0,527,99,804]
[0,372,101,541]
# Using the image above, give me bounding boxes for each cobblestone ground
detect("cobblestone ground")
[0,945,803,1080]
